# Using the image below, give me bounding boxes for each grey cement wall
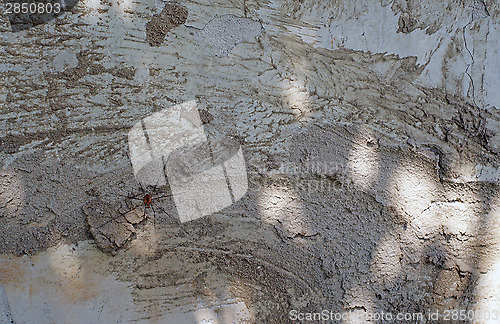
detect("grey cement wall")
[0,0,499,323]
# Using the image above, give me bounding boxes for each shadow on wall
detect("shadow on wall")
[0,121,496,323]
[160,19,500,321]
[254,119,497,321]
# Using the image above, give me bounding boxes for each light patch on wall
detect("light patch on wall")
[84,0,101,10]
[195,15,262,57]
[193,302,251,324]
[2,242,136,323]
[52,50,79,72]
[258,183,315,239]
[454,162,500,183]
[390,161,438,221]
[370,232,402,286]
[47,243,99,303]
[474,254,500,324]
[134,61,150,85]
[81,0,104,24]
[111,0,134,20]
[279,66,312,125]
[341,285,376,324]
[408,201,474,241]
[127,219,159,256]
[128,100,248,223]
[439,202,474,237]
[474,192,500,320]
[347,128,379,190]
[0,170,25,216]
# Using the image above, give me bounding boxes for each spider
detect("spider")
[119,182,188,235]
[93,171,189,236]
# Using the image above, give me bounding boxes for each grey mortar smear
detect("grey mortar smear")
[194,14,263,57]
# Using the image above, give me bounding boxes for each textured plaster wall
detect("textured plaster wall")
[0,0,499,322]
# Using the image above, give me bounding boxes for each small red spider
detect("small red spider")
[94,180,188,235]
[117,183,188,234]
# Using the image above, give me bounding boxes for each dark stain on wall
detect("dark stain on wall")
[145,4,188,47]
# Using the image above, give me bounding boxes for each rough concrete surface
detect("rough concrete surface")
[0,0,499,323]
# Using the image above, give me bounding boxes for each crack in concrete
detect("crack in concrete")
[462,0,489,109]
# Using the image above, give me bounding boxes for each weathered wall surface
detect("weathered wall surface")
[0,0,499,322]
